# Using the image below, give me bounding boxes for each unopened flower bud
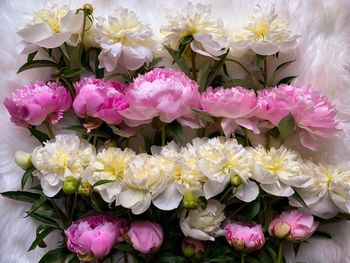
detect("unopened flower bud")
[83,3,93,15]
[270,221,291,239]
[63,176,79,195]
[78,253,95,262]
[105,140,118,148]
[181,237,206,259]
[14,151,33,170]
[51,69,61,78]
[230,175,242,187]
[183,192,200,210]
[78,181,92,196]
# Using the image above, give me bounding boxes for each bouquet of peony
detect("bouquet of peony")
[2,2,349,263]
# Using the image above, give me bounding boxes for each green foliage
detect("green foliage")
[21,167,35,190]
[278,113,296,139]
[28,127,50,145]
[164,45,191,77]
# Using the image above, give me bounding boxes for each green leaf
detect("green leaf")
[95,48,104,79]
[278,113,295,139]
[178,35,194,55]
[18,60,58,73]
[63,125,110,138]
[164,45,190,77]
[114,243,134,252]
[28,226,56,251]
[39,247,67,263]
[92,180,114,188]
[62,68,82,78]
[67,255,79,263]
[90,192,103,213]
[27,51,38,62]
[192,109,216,124]
[197,61,211,92]
[273,59,296,74]
[28,127,50,145]
[277,75,297,85]
[256,54,266,69]
[21,167,35,190]
[25,196,48,218]
[30,212,59,228]
[292,191,309,208]
[223,79,252,88]
[246,198,261,221]
[59,44,71,60]
[209,246,232,260]
[114,206,129,217]
[1,191,42,203]
[207,50,229,84]
[166,121,184,143]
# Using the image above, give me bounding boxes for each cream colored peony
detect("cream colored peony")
[180,199,226,241]
[31,134,95,197]
[118,154,168,214]
[83,147,135,203]
[17,4,83,54]
[95,8,153,72]
[250,146,308,197]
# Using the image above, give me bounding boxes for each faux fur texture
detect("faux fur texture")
[0,1,349,262]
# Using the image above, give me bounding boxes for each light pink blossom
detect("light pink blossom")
[225,221,265,252]
[73,77,129,125]
[65,215,128,260]
[269,210,318,241]
[127,221,164,254]
[120,68,201,128]
[257,85,341,150]
[4,81,71,127]
[200,87,259,136]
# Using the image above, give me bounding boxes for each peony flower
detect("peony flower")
[180,199,226,241]
[257,85,341,150]
[197,137,258,202]
[225,221,265,252]
[250,146,308,197]
[96,8,153,71]
[73,77,129,126]
[269,210,318,241]
[201,86,259,136]
[65,215,128,260]
[231,4,298,55]
[127,221,164,254]
[17,4,83,54]
[161,3,228,59]
[289,161,350,218]
[4,81,71,127]
[181,237,206,258]
[83,147,135,203]
[118,154,168,214]
[32,134,95,197]
[120,68,201,128]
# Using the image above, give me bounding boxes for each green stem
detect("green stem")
[161,123,166,146]
[79,11,88,56]
[265,132,270,149]
[219,185,234,202]
[59,76,75,97]
[241,252,245,263]
[243,128,249,146]
[93,136,98,147]
[69,192,78,224]
[276,241,284,263]
[50,199,66,227]
[264,56,268,86]
[44,121,55,139]
[191,50,197,81]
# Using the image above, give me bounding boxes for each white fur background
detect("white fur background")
[0,0,350,262]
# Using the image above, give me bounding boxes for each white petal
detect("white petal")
[306,194,339,219]
[152,184,183,210]
[41,178,62,198]
[119,188,151,215]
[98,48,119,72]
[204,179,228,199]
[235,180,259,202]
[121,46,151,70]
[251,42,278,56]
[17,23,53,44]
[16,40,38,55]
[260,182,294,197]
[35,32,72,49]
[60,10,84,33]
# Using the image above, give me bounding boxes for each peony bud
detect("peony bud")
[14,151,32,170]
[83,3,93,15]
[78,182,92,196]
[63,176,79,195]
[183,192,200,210]
[269,210,319,241]
[181,237,206,259]
[230,175,242,187]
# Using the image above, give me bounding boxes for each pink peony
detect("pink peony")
[200,87,259,136]
[73,77,129,125]
[127,221,164,254]
[257,85,341,150]
[269,210,318,241]
[181,237,206,258]
[225,221,265,252]
[65,215,128,260]
[4,81,71,127]
[120,68,201,128]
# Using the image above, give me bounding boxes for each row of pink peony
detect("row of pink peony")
[66,210,317,261]
[4,68,340,150]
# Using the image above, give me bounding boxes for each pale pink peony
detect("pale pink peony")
[120,68,201,128]
[73,77,129,125]
[269,210,318,241]
[4,81,71,127]
[200,87,259,136]
[65,215,128,260]
[127,221,164,254]
[257,85,341,150]
[225,221,265,252]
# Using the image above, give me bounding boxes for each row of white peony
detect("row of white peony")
[21,134,349,221]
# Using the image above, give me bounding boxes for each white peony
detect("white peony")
[118,154,168,215]
[83,147,135,203]
[180,199,226,241]
[197,137,258,202]
[31,134,95,197]
[17,4,83,54]
[250,146,308,197]
[95,8,153,72]
[231,4,299,55]
[161,3,228,59]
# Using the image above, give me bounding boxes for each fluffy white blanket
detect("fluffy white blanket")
[0,0,350,262]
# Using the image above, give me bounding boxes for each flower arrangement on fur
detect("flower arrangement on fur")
[1,2,348,263]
